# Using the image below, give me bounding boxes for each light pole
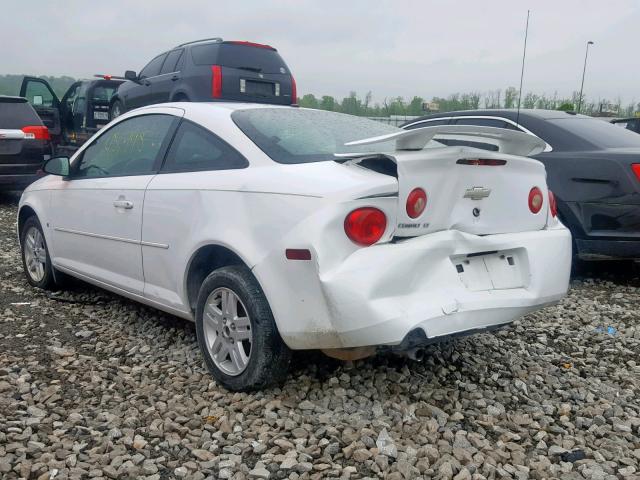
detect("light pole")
[577,41,594,113]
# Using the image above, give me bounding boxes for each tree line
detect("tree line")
[298,87,639,118]
[1,74,637,118]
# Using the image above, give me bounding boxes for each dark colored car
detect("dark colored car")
[19,76,124,154]
[402,110,640,261]
[110,38,296,118]
[0,96,52,190]
[611,117,640,134]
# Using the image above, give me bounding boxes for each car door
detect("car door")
[151,49,185,103]
[141,119,248,313]
[125,53,168,109]
[49,110,181,295]
[20,77,62,139]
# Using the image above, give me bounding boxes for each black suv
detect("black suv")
[110,38,296,118]
[0,96,52,190]
[19,76,124,154]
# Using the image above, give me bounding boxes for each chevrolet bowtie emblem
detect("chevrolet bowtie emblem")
[463,187,491,200]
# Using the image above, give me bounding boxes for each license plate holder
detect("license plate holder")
[451,249,526,291]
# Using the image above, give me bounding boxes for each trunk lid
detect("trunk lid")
[391,149,549,236]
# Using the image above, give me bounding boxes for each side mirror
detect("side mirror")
[124,70,138,82]
[43,156,70,176]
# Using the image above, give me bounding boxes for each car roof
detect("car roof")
[409,109,593,123]
[134,101,294,115]
[0,95,29,104]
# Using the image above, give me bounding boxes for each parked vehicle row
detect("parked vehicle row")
[402,110,640,262]
[18,103,571,390]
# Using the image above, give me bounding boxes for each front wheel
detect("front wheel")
[20,216,56,289]
[195,266,291,391]
[109,99,124,120]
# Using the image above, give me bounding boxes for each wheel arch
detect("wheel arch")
[17,205,37,240]
[171,90,190,101]
[184,243,254,314]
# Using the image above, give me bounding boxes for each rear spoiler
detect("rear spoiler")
[342,124,547,157]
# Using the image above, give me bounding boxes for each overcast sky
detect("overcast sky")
[2,0,638,104]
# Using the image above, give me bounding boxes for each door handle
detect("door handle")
[113,200,134,209]
[171,75,180,81]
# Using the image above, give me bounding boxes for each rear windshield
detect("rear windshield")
[548,118,640,149]
[232,108,405,164]
[0,100,42,129]
[191,43,288,74]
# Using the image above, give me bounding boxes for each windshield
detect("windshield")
[548,118,640,149]
[232,108,408,164]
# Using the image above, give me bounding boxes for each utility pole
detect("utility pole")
[577,41,594,113]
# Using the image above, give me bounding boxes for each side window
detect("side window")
[63,84,80,111]
[453,118,510,129]
[74,114,175,178]
[404,119,449,130]
[24,81,55,107]
[162,121,248,173]
[160,49,184,75]
[139,54,168,79]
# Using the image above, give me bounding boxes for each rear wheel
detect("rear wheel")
[20,216,55,289]
[195,265,291,391]
[109,99,124,120]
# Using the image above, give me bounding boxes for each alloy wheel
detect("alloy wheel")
[203,287,253,376]
[23,226,46,282]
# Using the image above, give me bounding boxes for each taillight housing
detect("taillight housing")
[548,190,558,217]
[290,76,297,105]
[632,164,640,182]
[528,187,543,214]
[344,207,387,246]
[406,188,427,218]
[211,65,222,98]
[22,126,50,140]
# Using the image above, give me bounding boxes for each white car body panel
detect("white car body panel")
[19,102,572,351]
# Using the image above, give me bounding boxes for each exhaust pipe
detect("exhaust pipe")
[399,348,425,362]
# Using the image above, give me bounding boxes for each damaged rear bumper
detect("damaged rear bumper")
[255,225,572,350]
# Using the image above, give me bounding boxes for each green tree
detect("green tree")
[319,95,338,111]
[298,93,319,109]
[504,87,518,109]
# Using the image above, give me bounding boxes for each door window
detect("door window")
[139,54,168,79]
[160,49,184,75]
[73,114,175,178]
[404,119,449,130]
[162,121,248,172]
[24,81,56,107]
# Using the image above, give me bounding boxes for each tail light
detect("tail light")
[528,187,543,214]
[406,188,427,218]
[632,164,640,182]
[344,207,387,246]
[21,126,50,140]
[291,76,297,105]
[548,190,558,217]
[211,65,222,98]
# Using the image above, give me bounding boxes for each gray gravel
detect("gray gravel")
[1,192,639,480]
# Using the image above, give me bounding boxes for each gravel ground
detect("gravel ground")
[1,192,639,480]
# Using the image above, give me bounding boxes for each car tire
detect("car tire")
[173,93,190,102]
[195,265,291,391]
[20,216,56,290]
[110,99,124,120]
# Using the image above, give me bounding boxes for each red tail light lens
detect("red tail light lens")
[528,187,543,214]
[344,207,387,246]
[21,126,50,140]
[228,40,274,50]
[290,76,297,105]
[548,190,558,217]
[457,159,507,166]
[406,188,427,218]
[211,65,222,98]
[632,164,640,181]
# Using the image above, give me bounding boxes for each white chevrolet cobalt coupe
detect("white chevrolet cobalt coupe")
[18,103,572,391]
